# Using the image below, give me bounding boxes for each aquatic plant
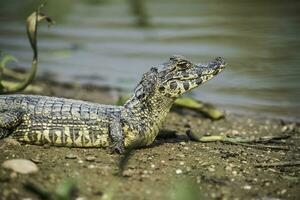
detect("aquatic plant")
[0,4,53,94]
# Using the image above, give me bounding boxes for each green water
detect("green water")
[0,0,299,120]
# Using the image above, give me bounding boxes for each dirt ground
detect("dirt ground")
[0,79,299,200]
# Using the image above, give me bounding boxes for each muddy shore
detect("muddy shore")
[0,79,299,200]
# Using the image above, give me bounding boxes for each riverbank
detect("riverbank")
[0,79,299,200]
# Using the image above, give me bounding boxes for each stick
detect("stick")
[255,161,300,168]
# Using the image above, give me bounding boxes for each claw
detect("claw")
[109,143,125,154]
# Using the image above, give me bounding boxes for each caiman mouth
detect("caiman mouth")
[156,55,227,98]
[196,57,226,76]
[193,57,226,84]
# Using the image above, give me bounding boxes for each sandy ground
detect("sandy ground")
[0,79,299,200]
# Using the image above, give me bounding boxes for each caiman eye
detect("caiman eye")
[177,61,191,69]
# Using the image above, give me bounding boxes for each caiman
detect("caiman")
[0,55,226,153]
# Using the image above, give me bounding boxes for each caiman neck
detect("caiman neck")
[123,93,175,124]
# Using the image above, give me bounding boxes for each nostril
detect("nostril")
[215,57,226,66]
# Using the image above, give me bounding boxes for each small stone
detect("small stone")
[175,169,183,174]
[88,164,96,169]
[186,166,191,172]
[243,185,252,190]
[65,154,77,159]
[225,165,232,171]
[179,161,185,165]
[10,172,18,178]
[178,154,185,158]
[76,197,87,200]
[281,189,287,195]
[145,189,151,195]
[85,156,96,162]
[208,167,215,172]
[2,159,38,174]
[43,144,51,149]
[179,142,186,146]
[31,157,42,164]
[196,176,201,183]
[150,164,155,168]
[123,169,134,177]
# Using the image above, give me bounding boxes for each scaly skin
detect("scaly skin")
[0,55,226,153]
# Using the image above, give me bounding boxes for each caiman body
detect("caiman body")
[0,55,226,153]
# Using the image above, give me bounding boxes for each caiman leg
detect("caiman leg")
[109,120,125,154]
[0,109,24,139]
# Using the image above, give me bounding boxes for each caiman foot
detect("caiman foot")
[109,119,125,154]
[0,108,24,139]
[109,142,125,154]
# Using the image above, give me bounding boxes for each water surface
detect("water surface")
[1,0,299,120]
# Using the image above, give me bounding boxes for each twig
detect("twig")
[186,132,299,151]
[229,142,297,151]
[255,161,300,168]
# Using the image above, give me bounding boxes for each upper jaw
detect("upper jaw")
[195,57,226,76]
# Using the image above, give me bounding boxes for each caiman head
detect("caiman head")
[125,55,226,113]
[131,55,226,102]
[156,55,226,98]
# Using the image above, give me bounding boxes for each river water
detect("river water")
[1,0,300,121]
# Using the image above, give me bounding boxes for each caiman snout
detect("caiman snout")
[195,57,226,81]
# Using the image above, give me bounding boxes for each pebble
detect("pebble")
[243,185,252,190]
[88,164,96,169]
[65,154,77,159]
[30,157,42,164]
[196,176,201,183]
[280,189,287,195]
[179,142,186,146]
[2,159,38,174]
[85,156,96,162]
[122,169,134,177]
[241,160,247,164]
[76,197,87,200]
[186,166,191,172]
[78,160,84,164]
[225,165,232,171]
[208,167,215,172]
[175,169,183,174]
[265,182,270,186]
[178,154,185,158]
